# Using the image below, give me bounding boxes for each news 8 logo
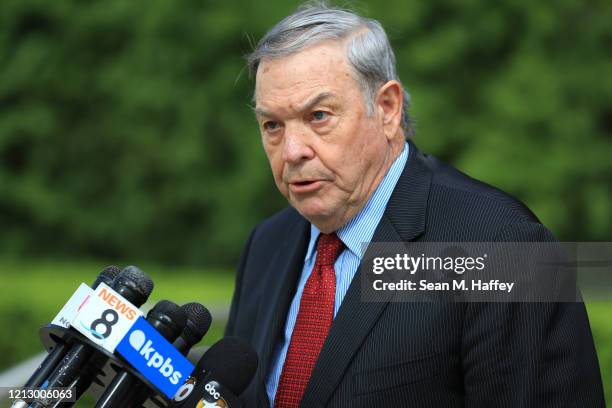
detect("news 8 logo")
[71,283,142,353]
[116,316,195,398]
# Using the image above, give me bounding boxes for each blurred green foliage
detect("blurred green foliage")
[0,0,610,268]
[0,259,232,370]
[588,302,612,403]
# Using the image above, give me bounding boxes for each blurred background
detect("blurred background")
[0,0,610,404]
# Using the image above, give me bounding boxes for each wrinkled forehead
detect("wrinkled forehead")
[253,41,358,108]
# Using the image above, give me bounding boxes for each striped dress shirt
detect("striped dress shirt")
[266,142,409,405]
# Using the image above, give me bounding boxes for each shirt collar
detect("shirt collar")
[304,142,409,263]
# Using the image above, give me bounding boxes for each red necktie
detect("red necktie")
[274,233,345,408]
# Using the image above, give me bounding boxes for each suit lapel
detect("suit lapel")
[251,214,310,406]
[301,141,433,407]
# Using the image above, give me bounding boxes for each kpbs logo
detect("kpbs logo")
[116,316,194,399]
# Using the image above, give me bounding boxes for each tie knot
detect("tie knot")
[315,233,344,266]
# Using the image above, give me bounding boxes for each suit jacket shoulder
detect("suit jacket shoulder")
[421,152,542,241]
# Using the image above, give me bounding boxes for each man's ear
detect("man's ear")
[375,80,403,140]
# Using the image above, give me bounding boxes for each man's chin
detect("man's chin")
[291,201,345,232]
[292,201,333,222]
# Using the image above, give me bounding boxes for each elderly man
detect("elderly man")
[225,4,604,407]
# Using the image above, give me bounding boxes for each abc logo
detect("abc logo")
[199,381,228,407]
[129,330,183,385]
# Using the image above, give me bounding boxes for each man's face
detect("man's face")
[254,41,399,232]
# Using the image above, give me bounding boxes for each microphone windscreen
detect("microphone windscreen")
[92,265,121,288]
[181,303,212,345]
[148,300,189,332]
[100,265,121,280]
[116,265,155,298]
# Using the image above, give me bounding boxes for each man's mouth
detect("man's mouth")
[293,180,315,186]
[288,180,324,193]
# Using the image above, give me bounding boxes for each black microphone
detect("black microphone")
[23,266,121,389]
[29,266,154,408]
[174,303,212,355]
[172,337,258,408]
[94,300,188,408]
[91,266,123,289]
[130,302,213,408]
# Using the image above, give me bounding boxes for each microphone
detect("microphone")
[23,266,121,389]
[29,266,154,408]
[174,303,212,355]
[129,302,213,408]
[94,300,188,408]
[91,266,123,289]
[172,337,258,408]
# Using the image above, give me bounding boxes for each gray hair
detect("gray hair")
[247,2,414,138]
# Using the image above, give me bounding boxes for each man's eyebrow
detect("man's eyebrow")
[297,92,336,114]
[253,92,337,118]
[252,106,274,118]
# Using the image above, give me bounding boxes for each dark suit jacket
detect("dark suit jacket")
[225,141,605,407]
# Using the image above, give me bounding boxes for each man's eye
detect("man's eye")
[263,121,280,131]
[311,111,329,122]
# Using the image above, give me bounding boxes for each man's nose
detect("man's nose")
[282,125,314,163]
